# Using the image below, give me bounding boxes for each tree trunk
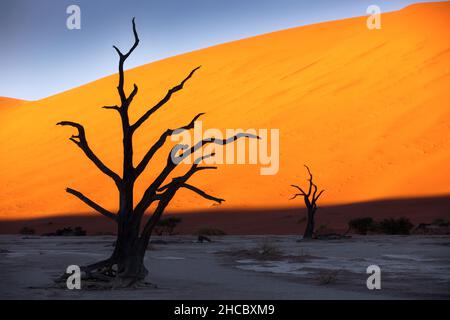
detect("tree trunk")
[104,219,149,285]
[303,209,315,239]
[113,243,148,284]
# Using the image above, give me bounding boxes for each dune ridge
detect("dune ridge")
[0,97,27,108]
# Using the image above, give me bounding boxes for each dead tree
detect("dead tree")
[56,18,258,288]
[290,165,325,239]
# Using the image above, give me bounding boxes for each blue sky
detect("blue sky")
[0,0,442,100]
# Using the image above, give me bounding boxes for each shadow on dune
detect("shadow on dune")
[1,195,449,235]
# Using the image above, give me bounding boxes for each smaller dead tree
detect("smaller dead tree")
[290,165,325,239]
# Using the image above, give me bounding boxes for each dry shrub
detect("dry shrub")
[317,270,338,285]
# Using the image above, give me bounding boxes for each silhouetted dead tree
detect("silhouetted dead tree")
[290,165,325,239]
[56,18,258,288]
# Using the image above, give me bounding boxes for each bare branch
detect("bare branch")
[57,121,121,185]
[124,18,139,59]
[140,163,221,238]
[290,184,307,196]
[304,165,313,178]
[133,158,177,216]
[140,196,171,239]
[134,113,205,177]
[314,190,325,203]
[174,132,261,164]
[291,165,317,201]
[181,183,224,204]
[66,188,117,221]
[157,162,217,193]
[291,165,325,239]
[135,154,216,217]
[113,17,140,106]
[127,84,138,105]
[311,183,318,200]
[193,152,216,164]
[135,131,257,218]
[102,105,120,111]
[194,166,218,171]
[304,165,313,196]
[289,193,302,200]
[140,160,210,236]
[112,45,122,57]
[112,17,139,59]
[131,66,201,131]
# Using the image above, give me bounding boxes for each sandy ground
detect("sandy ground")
[0,235,449,299]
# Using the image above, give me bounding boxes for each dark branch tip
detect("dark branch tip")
[112,45,123,56]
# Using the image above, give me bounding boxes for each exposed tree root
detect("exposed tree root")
[54,258,154,291]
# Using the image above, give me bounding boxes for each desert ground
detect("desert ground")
[0,234,449,299]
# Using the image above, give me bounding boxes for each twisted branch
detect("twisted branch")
[134,112,205,177]
[131,66,201,131]
[66,188,117,221]
[290,165,324,206]
[56,121,121,185]
[113,17,139,107]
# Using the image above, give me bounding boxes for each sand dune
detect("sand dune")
[0,97,26,108]
[1,2,449,218]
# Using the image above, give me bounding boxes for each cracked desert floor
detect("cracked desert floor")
[1,235,449,299]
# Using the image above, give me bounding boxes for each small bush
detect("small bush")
[155,217,182,235]
[258,239,281,257]
[19,226,35,235]
[348,217,375,235]
[196,227,226,236]
[432,218,450,227]
[318,270,338,285]
[73,226,87,236]
[55,226,87,236]
[378,217,413,235]
[316,224,328,233]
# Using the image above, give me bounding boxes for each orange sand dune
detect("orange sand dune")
[0,97,27,108]
[1,2,450,219]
